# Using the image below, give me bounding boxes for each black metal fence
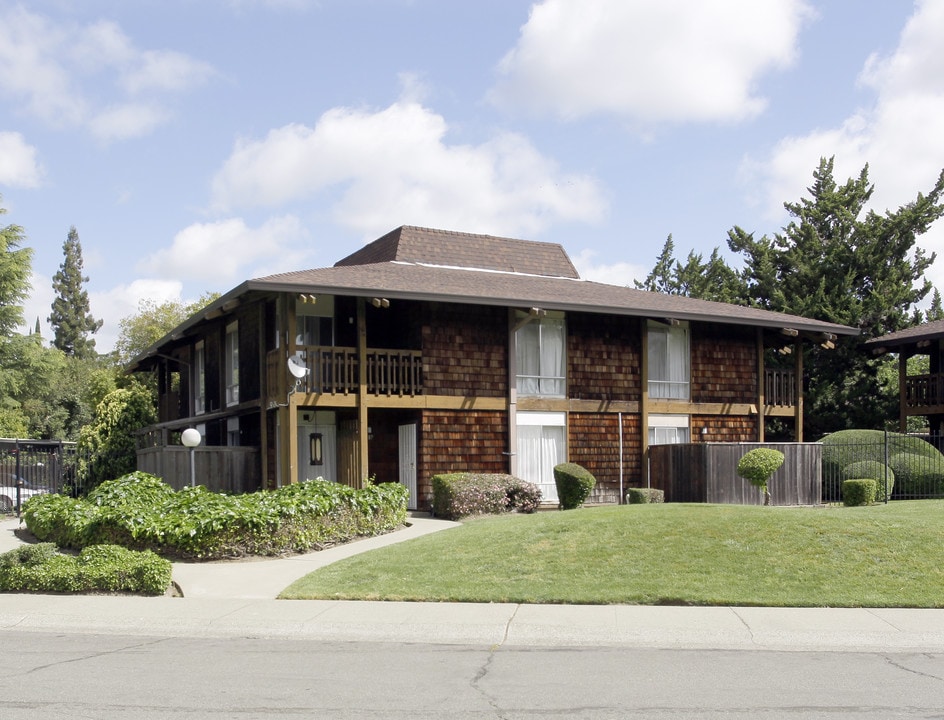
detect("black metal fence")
[0,439,91,515]
[821,432,944,503]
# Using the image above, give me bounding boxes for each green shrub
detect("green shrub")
[888,452,944,497]
[0,542,59,569]
[0,543,172,595]
[736,448,784,505]
[841,460,894,500]
[431,473,542,520]
[822,429,944,500]
[553,463,596,510]
[23,473,409,560]
[77,385,157,491]
[842,479,877,507]
[625,487,664,504]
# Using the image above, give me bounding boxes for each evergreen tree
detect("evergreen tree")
[636,235,742,302]
[926,289,944,322]
[49,226,102,359]
[729,158,944,436]
[637,157,944,436]
[0,196,33,337]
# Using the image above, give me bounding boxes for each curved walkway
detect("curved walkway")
[3,514,944,651]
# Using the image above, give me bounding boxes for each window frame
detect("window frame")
[648,320,690,400]
[515,311,566,398]
[225,321,239,406]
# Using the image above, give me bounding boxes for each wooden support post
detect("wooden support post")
[899,351,908,433]
[640,320,650,486]
[757,328,765,442]
[794,341,804,442]
[356,298,368,489]
[507,309,518,477]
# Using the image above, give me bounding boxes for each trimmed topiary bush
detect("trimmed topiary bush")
[842,460,894,501]
[626,487,664,504]
[553,463,596,510]
[888,452,944,497]
[736,448,785,506]
[842,479,877,507]
[431,473,541,520]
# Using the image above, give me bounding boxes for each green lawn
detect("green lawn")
[280,501,944,607]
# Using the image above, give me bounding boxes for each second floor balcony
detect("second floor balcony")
[904,373,944,414]
[268,346,424,398]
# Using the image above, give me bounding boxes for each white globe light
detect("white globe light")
[181,428,201,448]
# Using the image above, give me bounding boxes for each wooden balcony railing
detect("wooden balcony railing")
[268,346,423,398]
[905,373,944,410]
[764,368,796,408]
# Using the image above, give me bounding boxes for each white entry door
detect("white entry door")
[399,423,418,509]
[297,411,337,483]
[516,412,565,503]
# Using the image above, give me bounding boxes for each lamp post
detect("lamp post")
[181,428,201,488]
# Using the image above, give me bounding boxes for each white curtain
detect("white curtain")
[516,322,541,395]
[517,420,564,502]
[541,318,565,396]
[516,317,565,397]
[648,324,689,400]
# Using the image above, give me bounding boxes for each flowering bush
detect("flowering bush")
[431,473,542,520]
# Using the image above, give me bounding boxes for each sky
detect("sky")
[1,0,944,354]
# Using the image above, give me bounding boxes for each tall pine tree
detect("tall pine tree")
[49,226,102,359]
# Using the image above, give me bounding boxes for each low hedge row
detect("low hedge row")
[0,543,172,595]
[431,473,541,520]
[626,487,665,504]
[22,472,408,560]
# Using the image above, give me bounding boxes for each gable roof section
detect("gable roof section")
[864,319,944,351]
[334,225,580,279]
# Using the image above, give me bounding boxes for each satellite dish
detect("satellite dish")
[287,356,309,379]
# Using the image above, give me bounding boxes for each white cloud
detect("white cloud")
[0,131,43,187]
[571,248,647,287]
[489,0,812,125]
[0,7,215,140]
[138,215,309,283]
[211,97,606,239]
[743,0,944,289]
[89,103,170,142]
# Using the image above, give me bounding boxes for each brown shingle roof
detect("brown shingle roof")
[334,226,579,278]
[254,257,857,336]
[128,225,859,370]
[863,319,944,349]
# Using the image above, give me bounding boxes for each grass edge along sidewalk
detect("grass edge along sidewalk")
[282,501,944,608]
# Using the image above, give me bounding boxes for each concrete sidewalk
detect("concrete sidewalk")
[3,514,944,652]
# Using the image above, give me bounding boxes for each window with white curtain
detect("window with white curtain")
[516,313,565,397]
[647,414,690,445]
[648,321,690,400]
[225,321,239,406]
[193,341,206,415]
[516,412,566,502]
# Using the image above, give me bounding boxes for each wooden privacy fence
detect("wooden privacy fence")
[648,442,822,506]
[137,445,261,494]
